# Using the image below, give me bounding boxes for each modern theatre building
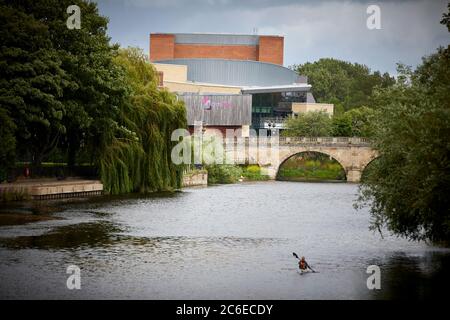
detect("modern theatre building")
[150,33,333,135]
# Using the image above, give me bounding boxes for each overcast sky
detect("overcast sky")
[94,0,449,75]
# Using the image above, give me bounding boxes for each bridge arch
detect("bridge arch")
[276,150,348,181]
[265,143,378,182]
[360,155,381,181]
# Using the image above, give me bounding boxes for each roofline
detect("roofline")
[152,62,187,68]
[150,32,284,38]
[241,84,311,94]
[164,80,243,89]
[154,58,291,68]
[164,81,311,92]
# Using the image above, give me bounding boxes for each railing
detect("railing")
[222,137,372,147]
[278,136,372,146]
[259,117,286,125]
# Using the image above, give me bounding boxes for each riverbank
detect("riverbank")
[0,178,103,201]
[182,170,208,187]
[0,170,210,203]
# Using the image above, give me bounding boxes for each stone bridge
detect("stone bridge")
[223,136,378,182]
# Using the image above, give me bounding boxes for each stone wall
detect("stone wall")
[182,171,208,187]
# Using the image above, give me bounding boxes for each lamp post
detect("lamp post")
[199,121,206,169]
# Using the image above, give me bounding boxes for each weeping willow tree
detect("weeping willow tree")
[98,48,187,194]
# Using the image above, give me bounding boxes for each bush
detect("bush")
[283,111,332,137]
[206,165,242,184]
[242,165,270,181]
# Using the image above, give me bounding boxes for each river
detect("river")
[0,181,448,299]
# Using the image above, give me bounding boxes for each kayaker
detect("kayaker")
[298,256,312,272]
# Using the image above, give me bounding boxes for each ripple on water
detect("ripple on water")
[0,181,449,299]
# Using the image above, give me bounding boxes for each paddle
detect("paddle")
[292,252,317,273]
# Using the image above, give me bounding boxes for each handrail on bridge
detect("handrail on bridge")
[222,137,372,146]
[278,136,372,145]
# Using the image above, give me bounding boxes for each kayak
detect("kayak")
[298,269,318,275]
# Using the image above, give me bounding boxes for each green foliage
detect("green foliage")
[278,152,346,181]
[245,165,261,174]
[330,112,352,137]
[99,48,187,194]
[0,1,187,195]
[284,106,375,138]
[0,0,126,167]
[0,2,68,166]
[293,58,395,112]
[0,108,16,181]
[283,111,332,137]
[242,165,270,181]
[206,165,243,184]
[331,106,376,137]
[357,12,450,242]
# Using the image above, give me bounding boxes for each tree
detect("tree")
[0,108,16,181]
[357,7,450,243]
[332,106,375,137]
[0,0,126,168]
[99,48,187,194]
[0,1,187,195]
[331,112,352,137]
[0,3,68,166]
[293,58,395,112]
[283,111,332,137]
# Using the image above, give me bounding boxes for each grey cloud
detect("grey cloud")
[95,0,449,75]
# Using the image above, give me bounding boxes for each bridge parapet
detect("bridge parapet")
[222,137,371,147]
[279,136,371,146]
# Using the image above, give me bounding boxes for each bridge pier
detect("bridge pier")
[346,169,362,183]
[261,166,278,179]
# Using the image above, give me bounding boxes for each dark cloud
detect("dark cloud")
[95,0,449,74]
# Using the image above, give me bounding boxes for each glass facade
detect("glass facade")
[251,91,307,129]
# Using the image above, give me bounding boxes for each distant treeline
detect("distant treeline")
[292,58,396,114]
[285,58,398,138]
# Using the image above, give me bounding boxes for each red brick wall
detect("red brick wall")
[150,34,175,61]
[258,36,284,65]
[150,34,284,65]
[174,44,257,61]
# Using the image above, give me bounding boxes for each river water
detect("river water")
[0,181,448,299]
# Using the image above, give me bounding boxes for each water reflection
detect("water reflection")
[370,252,450,300]
[0,221,122,249]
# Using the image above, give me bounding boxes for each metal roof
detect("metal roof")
[155,58,305,87]
[174,33,259,45]
[241,84,311,94]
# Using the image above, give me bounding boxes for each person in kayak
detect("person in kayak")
[298,256,313,272]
